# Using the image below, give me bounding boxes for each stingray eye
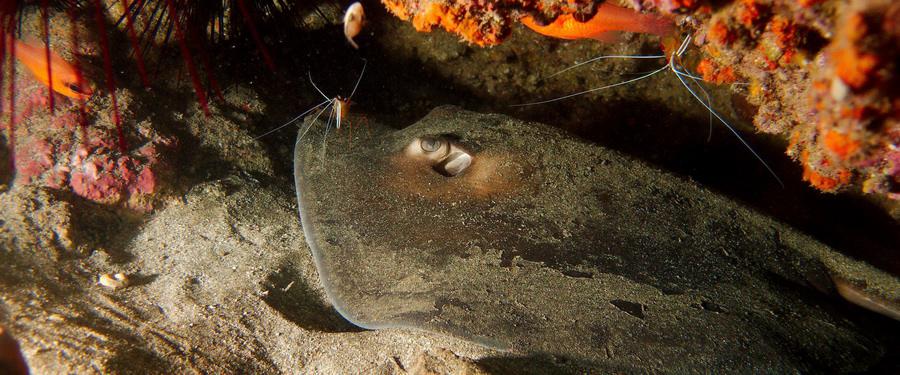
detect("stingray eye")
[420,137,443,153]
[435,151,472,177]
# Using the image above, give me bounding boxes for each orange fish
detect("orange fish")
[11,38,93,100]
[521,3,673,41]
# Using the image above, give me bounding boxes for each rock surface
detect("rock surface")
[0,179,488,373]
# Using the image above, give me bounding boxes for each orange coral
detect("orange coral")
[823,130,860,160]
[842,13,867,42]
[761,55,778,70]
[667,0,897,197]
[696,59,736,84]
[800,150,851,192]
[408,2,499,46]
[382,0,500,46]
[830,12,880,89]
[411,2,447,30]
[798,0,824,7]
[707,20,735,45]
[768,16,794,49]
[833,48,879,89]
[778,48,795,66]
[716,67,736,83]
[696,59,713,78]
[806,168,851,191]
[840,106,872,120]
[669,0,699,11]
[382,0,410,20]
[737,0,764,28]
[786,129,802,153]
[885,3,900,36]
[809,79,833,111]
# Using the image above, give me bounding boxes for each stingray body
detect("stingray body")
[294,107,899,371]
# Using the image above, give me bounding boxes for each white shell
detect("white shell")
[98,273,130,289]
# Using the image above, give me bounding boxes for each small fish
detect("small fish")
[521,3,673,41]
[11,38,93,100]
[343,2,365,49]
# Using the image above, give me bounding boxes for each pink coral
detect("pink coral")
[8,104,174,211]
[63,126,172,209]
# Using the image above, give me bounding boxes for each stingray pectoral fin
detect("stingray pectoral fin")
[834,277,900,321]
[294,106,899,368]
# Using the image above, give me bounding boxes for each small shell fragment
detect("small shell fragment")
[343,2,365,49]
[98,273,130,289]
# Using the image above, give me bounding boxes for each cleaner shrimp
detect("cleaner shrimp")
[255,58,368,152]
[513,35,784,187]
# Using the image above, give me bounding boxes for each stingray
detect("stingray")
[293,106,899,371]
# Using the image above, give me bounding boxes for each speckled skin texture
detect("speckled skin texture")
[294,106,899,372]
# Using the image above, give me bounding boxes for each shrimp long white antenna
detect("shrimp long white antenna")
[296,101,334,145]
[309,71,330,101]
[675,34,692,55]
[321,102,338,158]
[667,36,782,186]
[254,99,330,140]
[511,64,668,107]
[547,54,665,79]
[670,61,784,187]
[513,34,784,187]
[348,58,367,98]
[678,67,715,141]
